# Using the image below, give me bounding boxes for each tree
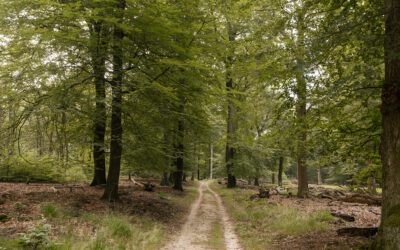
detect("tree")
[102,0,126,201]
[380,0,400,247]
[88,2,109,186]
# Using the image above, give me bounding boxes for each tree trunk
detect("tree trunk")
[380,0,400,247]
[278,156,283,187]
[295,9,308,198]
[254,177,259,186]
[182,172,187,182]
[197,154,200,180]
[317,167,322,185]
[271,173,275,185]
[209,144,213,179]
[173,97,184,191]
[226,22,237,189]
[102,0,125,201]
[90,21,107,187]
[160,172,169,186]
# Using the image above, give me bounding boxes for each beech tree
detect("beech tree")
[380,0,400,247]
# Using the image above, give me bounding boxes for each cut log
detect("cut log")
[337,227,378,237]
[331,212,355,222]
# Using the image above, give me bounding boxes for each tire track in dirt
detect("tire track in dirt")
[162,181,242,250]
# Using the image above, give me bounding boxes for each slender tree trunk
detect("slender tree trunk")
[197,154,200,180]
[209,144,213,179]
[380,0,400,247]
[254,177,259,186]
[160,172,169,186]
[317,167,322,185]
[173,92,184,191]
[271,173,275,185]
[173,118,184,191]
[182,172,187,182]
[102,0,125,201]
[90,21,107,186]
[226,23,237,188]
[295,9,308,197]
[278,156,284,187]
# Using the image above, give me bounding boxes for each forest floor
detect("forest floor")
[212,181,381,250]
[162,181,242,250]
[0,178,197,249]
[0,179,381,250]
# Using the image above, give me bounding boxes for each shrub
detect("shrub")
[19,223,51,249]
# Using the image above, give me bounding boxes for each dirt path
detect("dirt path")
[162,181,242,250]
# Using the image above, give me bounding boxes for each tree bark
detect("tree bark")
[380,0,400,247]
[90,20,107,186]
[295,9,308,197]
[102,0,125,201]
[209,144,213,179]
[226,22,237,188]
[254,177,259,186]
[173,92,184,191]
[160,172,169,186]
[271,173,275,184]
[317,167,322,185]
[278,156,283,187]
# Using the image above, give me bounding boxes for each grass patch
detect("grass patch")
[104,216,133,238]
[39,213,165,250]
[41,202,61,219]
[211,181,335,250]
[208,220,225,249]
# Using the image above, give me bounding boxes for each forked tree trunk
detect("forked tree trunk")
[102,0,125,201]
[380,0,400,247]
[90,21,107,187]
[278,156,283,187]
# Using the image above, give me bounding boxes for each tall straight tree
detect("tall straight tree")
[102,0,126,201]
[380,0,400,247]
[295,6,308,197]
[225,22,237,188]
[89,12,108,186]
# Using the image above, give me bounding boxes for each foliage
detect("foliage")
[19,222,52,250]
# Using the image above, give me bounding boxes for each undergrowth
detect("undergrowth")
[212,182,335,250]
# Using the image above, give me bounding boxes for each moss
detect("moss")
[383,204,400,227]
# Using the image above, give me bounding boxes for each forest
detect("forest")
[0,0,399,249]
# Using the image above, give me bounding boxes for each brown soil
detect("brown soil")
[0,179,194,239]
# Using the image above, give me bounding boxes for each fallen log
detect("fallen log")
[338,194,381,206]
[337,227,378,237]
[331,212,355,222]
[249,188,270,200]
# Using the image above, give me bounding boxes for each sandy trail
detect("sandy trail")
[162,181,242,250]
